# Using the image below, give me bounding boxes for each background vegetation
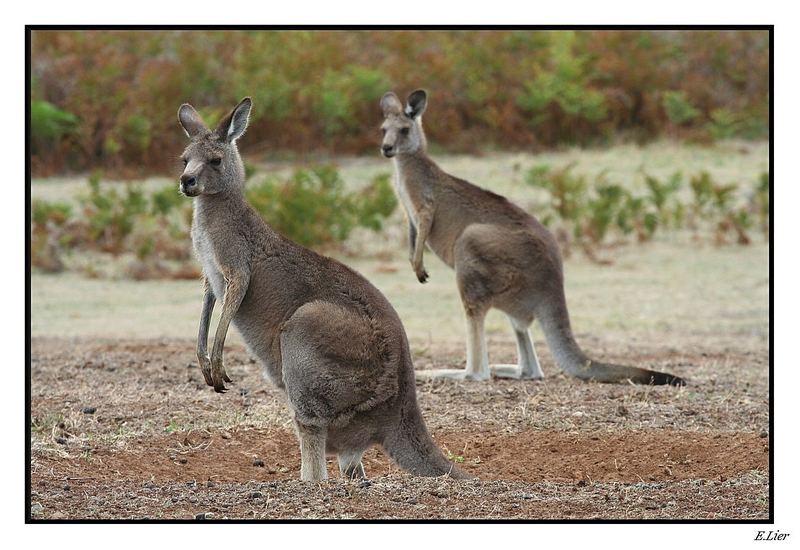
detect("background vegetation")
[30,167,397,278]
[31,30,769,175]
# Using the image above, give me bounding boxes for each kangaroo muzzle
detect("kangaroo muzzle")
[382,144,396,158]
[180,173,200,196]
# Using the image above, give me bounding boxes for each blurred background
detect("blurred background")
[31,30,769,174]
[30,29,769,348]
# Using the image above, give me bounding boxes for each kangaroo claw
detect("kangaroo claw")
[198,357,214,386]
[211,359,230,392]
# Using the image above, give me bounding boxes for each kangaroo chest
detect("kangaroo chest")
[394,168,458,267]
[394,171,419,226]
[193,230,226,299]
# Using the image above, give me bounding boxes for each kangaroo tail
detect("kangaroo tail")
[382,400,470,479]
[537,294,685,387]
[382,353,470,478]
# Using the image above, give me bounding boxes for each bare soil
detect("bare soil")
[29,337,769,520]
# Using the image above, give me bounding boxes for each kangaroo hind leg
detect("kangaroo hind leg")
[296,422,328,481]
[338,450,366,479]
[414,308,490,381]
[491,315,545,380]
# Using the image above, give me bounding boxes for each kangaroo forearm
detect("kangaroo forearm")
[197,288,216,357]
[412,212,432,269]
[408,219,417,261]
[210,276,248,361]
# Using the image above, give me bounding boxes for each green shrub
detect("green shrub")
[584,180,627,243]
[247,166,396,248]
[352,173,398,232]
[30,100,78,153]
[642,171,684,227]
[151,184,183,216]
[662,91,700,126]
[708,108,743,140]
[31,30,768,172]
[754,172,769,237]
[123,114,152,152]
[526,163,764,255]
[526,162,586,226]
[313,65,390,136]
[31,200,72,227]
[517,32,607,138]
[81,176,148,253]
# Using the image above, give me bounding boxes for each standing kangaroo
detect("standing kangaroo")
[380,89,684,386]
[178,97,465,481]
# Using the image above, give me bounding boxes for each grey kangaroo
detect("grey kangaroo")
[178,97,466,481]
[380,89,684,386]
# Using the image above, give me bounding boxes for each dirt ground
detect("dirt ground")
[29,334,769,520]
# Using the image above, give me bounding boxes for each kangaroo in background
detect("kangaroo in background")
[178,97,466,481]
[380,89,684,386]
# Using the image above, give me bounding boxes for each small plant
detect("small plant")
[662,91,700,126]
[30,100,78,154]
[352,173,398,232]
[150,185,183,216]
[80,175,147,254]
[526,162,586,226]
[642,171,684,228]
[30,200,74,272]
[446,450,466,464]
[753,172,770,239]
[526,163,763,255]
[583,180,627,244]
[708,108,743,140]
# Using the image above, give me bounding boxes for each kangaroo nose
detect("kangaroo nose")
[382,145,393,153]
[181,175,197,188]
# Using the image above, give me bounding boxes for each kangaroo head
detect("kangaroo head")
[380,89,427,158]
[177,97,252,197]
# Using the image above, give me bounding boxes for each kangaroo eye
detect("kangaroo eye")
[209,158,222,166]
[182,158,188,167]
[381,128,387,135]
[400,127,410,136]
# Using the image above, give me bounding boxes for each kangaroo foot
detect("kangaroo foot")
[415,368,489,381]
[490,364,545,380]
[338,451,366,480]
[210,358,231,393]
[341,462,366,480]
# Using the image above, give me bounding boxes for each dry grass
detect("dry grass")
[30,145,770,520]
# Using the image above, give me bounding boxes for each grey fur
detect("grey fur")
[178,98,467,481]
[380,90,685,387]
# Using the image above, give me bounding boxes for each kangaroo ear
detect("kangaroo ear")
[215,97,252,143]
[405,89,427,119]
[380,92,403,116]
[178,103,208,138]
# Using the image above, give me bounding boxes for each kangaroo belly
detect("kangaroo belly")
[232,287,286,387]
[427,223,456,267]
[234,316,284,387]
